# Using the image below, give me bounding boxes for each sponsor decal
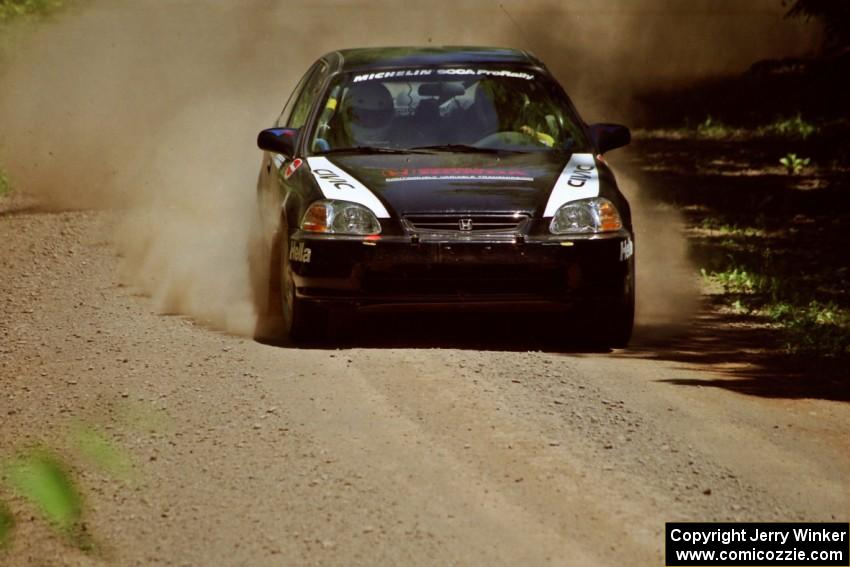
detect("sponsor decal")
[566,164,595,187]
[353,68,534,83]
[289,241,312,264]
[306,157,390,218]
[284,158,303,180]
[353,69,434,82]
[437,68,534,80]
[383,167,533,183]
[620,238,634,261]
[542,153,600,217]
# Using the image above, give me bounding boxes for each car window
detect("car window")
[309,68,590,153]
[276,63,319,127]
[287,61,329,130]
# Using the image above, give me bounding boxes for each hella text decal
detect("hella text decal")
[620,238,634,261]
[289,241,312,263]
[543,153,600,217]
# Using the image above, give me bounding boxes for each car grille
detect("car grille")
[403,214,529,234]
[362,264,563,296]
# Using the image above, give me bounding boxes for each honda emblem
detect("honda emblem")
[459,218,473,231]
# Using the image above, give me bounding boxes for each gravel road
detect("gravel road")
[1,207,847,565]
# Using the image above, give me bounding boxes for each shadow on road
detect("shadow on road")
[256,311,613,354]
[256,300,848,403]
[623,299,850,403]
[612,135,849,404]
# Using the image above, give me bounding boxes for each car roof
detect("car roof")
[323,46,546,73]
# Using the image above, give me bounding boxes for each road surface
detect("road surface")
[1,206,847,565]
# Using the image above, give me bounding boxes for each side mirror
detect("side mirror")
[257,127,299,157]
[588,123,631,154]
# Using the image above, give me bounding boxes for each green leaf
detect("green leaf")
[0,167,11,197]
[6,451,82,532]
[0,500,14,548]
[72,426,132,479]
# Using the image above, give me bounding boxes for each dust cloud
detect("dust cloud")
[0,1,820,336]
[618,169,699,330]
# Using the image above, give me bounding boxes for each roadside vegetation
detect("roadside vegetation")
[0,167,10,198]
[697,220,850,359]
[0,0,63,22]
[632,117,850,360]
[631,11,850,364]
[710,114,818,142]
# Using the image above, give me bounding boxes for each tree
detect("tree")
[784,0,850,52]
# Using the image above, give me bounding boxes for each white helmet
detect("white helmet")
[342,82,394,144]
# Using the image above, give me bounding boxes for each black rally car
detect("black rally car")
[255,47,634,345]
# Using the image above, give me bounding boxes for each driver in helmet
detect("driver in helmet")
[340,82,395,147]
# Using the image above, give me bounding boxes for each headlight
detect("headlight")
[549,197,622,234]
[300,200,382,235]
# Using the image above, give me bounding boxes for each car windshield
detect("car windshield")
[308,67,590,154]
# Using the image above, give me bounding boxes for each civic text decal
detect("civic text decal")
[542,153,600,217]
[306,157,390,218]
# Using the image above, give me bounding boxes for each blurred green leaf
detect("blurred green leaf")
[0,500,14,548]
[6,451,81,533]
[0,0,64,22]
[0,167,11,197]
[72,426,133,480]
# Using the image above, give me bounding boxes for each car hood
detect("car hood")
[308,152,578,217]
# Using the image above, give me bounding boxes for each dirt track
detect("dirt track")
[1,207,848,565]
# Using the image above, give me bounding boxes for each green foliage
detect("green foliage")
[698,209,849,358]
[696,116,732,139]
[730,299,747,314]
[759,114,817,140]
[0,422,138,551]
[784,0,850,52]
[5,451,82,533]
[779,152,811,174]
[703,266,781,298]
[765,300,850,356]
[688,115,818,142]
[0,167,10,197]
[701,245,850,356]
[704,264,850,356]
[0,0,63,21]
[699,218,765,237]
[73,426,133,480]
[0,501,14,548]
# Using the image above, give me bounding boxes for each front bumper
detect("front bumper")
[288,230,634,311]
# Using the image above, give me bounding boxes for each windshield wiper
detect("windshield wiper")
[317,146,430,155]
[408,144,525,154]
